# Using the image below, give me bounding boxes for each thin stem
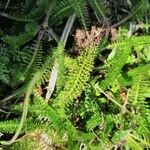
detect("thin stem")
[5,0,11,9]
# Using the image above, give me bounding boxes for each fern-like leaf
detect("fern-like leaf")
[99,35,150,90]
[55,45,97,117]
[69,0,89,29]
[30,92,64,133]
[50,0,72,25]
[88,0,107,22]
[2,22,39,49]
[0,44,10,83]
[129,75,150,136]
[130,0,150,19]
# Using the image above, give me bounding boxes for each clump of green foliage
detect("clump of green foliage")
[0,0,150,149]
